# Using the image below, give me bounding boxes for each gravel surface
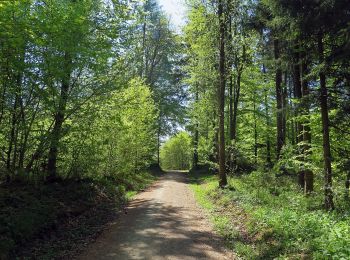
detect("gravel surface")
[78,171,235,260]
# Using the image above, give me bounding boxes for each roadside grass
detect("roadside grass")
[0,169,160,259]
[189,169,350,259]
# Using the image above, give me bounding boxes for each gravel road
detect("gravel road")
[78,171,235,260]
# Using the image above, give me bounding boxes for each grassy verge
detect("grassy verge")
[189,169,350,259]
[0,169,160,259]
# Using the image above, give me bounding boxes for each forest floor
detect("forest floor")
[79,171,235,260]
[0,170,158,259]
[189,168,350,259]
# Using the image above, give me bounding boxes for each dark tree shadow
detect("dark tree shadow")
[83,172,229,259]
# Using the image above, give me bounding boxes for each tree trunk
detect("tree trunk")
[232,74,240,141]
[210,120,218,164]
[227,14,235,174]
[288,79,292,144]
[274,39,284,159]
[6,93,19,181]
[263,65,272,167]
[292,51,304,188]
[157,122,161,165]
[47,53,72,180]
[345,168,350,199]
[140,21,147,77]
[218,0,227,187]
[282,72,287,147]
[288,79,295,146]
[293,54,302,142]
[193,127,199,169]
[228,14,234,143]
[18,104,38,170]
[318,32,334,210]
[301,54,313,193]
[253,91,257,164]
[229,73,241,174]
[229,76,234,140]
[228,74,235,173]
[193,88,199,169]
[0,80,6,126]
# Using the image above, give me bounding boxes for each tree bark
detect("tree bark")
[140,20,147,78]
[227,13,235,174]
[301,54,313,193]
[0,81,6,126]
[193,87,199,169]
[282,72,287,147]
[6,55,24,180]
[193,127,199,169]
[232,74,240,141]
[228,14,234,143]
[47,53,72,180]
[317,32,334,210]
[218,0,227,187]
[263,65,272,167]
[6,93,19,180]
[210,120,218,164]
[157,122,161,165]
[287,78,295,146]
[292,51,304,188]
[229,76,234,141]
[345,168,350,199]
[274,39,284,159]
[253,92,258,164]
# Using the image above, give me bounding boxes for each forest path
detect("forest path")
[78,171,235,260]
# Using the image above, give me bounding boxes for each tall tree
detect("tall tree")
[218,0,227,187]
[274,38,284,159]
[318,31,334,210]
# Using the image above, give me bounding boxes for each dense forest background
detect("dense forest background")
[184,0,350,208]
[180,0,350,257]
[1,0,350,258]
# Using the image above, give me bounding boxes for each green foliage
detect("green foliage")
[61,78,158,178]
[160,131,192,170]
[0,0,183,182]
[190,169,350,259]
[185,0,350,218]
[0,0,127,179]
[126,0,186,140]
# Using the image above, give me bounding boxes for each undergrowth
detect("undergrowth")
[0,170,158,259]
[189,169,350,259]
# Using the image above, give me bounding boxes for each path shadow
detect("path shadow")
[83,172,229,259]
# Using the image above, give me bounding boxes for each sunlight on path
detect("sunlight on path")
[79,172,235,260]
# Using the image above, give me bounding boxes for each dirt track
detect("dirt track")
[78,171,234,260]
